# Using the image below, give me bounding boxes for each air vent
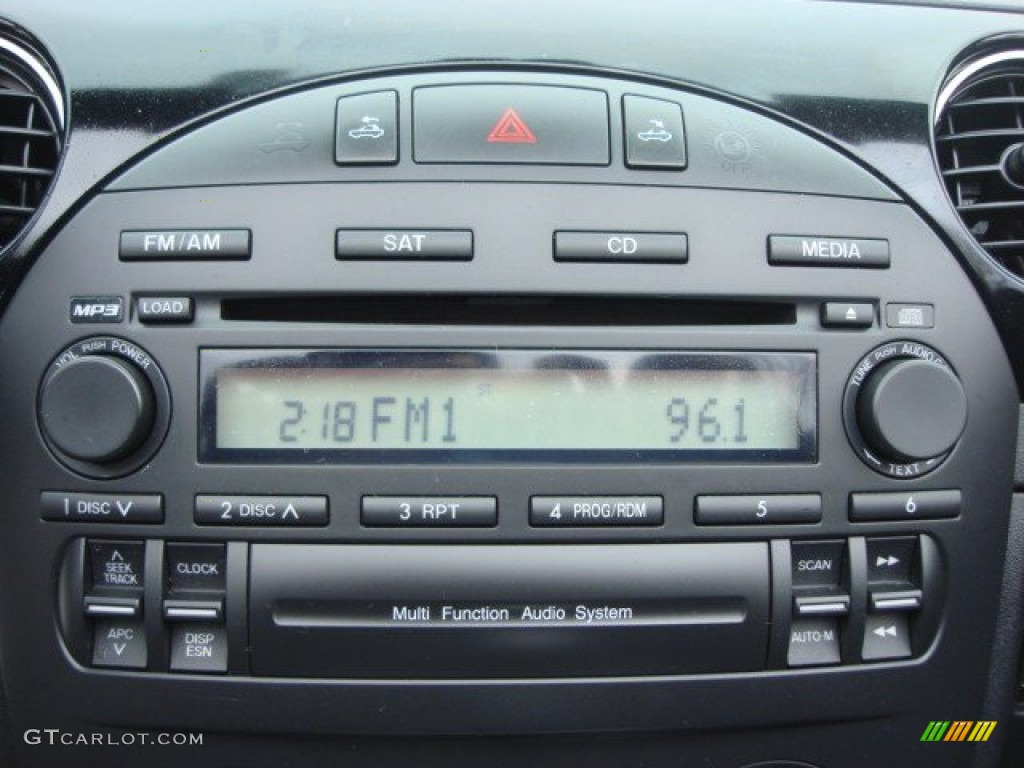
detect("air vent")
[935,50,1024,277]
[0,35,62,254]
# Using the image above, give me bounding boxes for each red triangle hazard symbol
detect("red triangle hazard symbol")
[486,108,537,144]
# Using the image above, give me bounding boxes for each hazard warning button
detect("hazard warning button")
[413,85,609,165]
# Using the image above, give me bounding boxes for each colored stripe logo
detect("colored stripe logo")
[921,721,996,742]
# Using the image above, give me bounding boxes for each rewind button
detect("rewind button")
[862,614,912,662]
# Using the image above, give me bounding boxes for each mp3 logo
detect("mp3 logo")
[69,297,124,323]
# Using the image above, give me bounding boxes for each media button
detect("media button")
[695,494,822,525]
[362,496,497,527]
[195,495,328,527]
[768,236,889,268]
[530,496,663,527]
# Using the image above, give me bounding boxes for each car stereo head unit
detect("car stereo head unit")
[199,348,817,463]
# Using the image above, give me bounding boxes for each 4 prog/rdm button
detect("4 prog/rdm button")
[531,496,664,527]
[195,495,328,527]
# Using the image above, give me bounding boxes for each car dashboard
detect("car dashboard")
[1,2,1024,767]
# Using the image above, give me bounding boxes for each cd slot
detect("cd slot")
[221,295,796,326]
[248,543,770,678]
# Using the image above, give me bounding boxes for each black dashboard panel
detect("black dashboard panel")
[1,3,1024,768]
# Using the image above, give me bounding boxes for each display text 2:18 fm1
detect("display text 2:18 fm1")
[278,397,457,445]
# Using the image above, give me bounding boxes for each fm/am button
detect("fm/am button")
[530,496,663,527]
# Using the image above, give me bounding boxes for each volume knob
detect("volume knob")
[39,354,155,463]
[855,355,966,466]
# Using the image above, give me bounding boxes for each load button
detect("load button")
[137,297,194,323]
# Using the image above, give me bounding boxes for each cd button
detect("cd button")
[554,232,687,263]
[695,494,822,525]
[530,496,663,527]
[362,496,497,527]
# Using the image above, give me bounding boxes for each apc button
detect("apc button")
[92,619,147,669]
[137,297,194,323]
[554,232,687,263]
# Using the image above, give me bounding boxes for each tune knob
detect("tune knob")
[845,343,966,477]
[39,355,155,462]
